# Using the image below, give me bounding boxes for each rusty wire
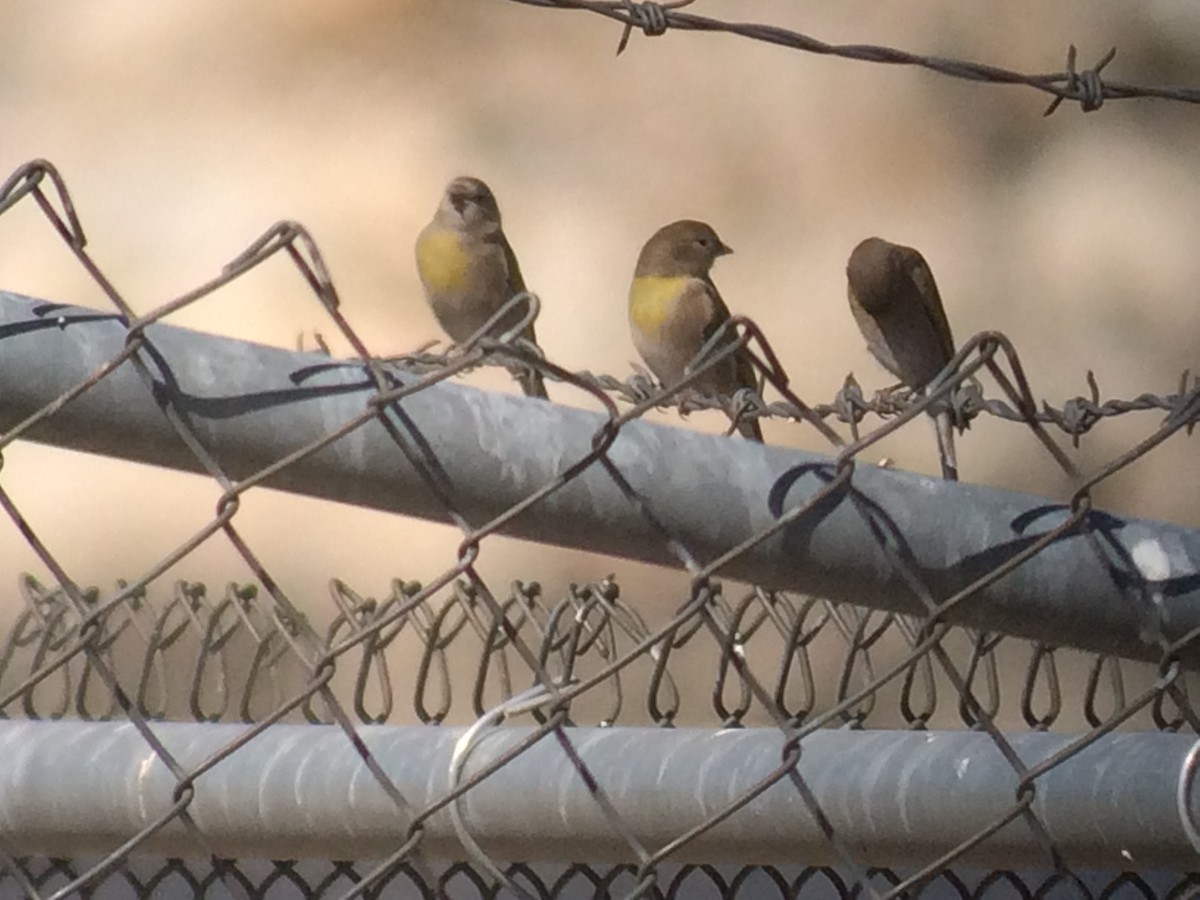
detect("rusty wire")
[375,334,1200,452]
[505,0,1200,114]
[1,156,1199,900]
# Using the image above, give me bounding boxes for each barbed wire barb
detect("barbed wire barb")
[1,153,1199,899]
[508,0,1200,111]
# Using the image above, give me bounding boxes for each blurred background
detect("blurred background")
[0,0,1197,724]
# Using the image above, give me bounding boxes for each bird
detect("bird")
[628,219,762,441]
[846,236,960,479]
[414,176,548,399]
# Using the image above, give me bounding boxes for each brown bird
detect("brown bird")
[414,176,548,399]
[846,236,959,479]
[628,220,762,441]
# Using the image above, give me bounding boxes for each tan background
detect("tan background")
[0,1,1197,725]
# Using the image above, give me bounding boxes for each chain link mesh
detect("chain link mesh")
[1,38,1199,890]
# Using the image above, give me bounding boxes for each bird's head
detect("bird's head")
[636,219,732,278]
[440,176,502,230]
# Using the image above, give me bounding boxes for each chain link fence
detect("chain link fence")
[1,7,1199,899]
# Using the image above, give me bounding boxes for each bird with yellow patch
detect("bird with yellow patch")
[628,220,762,441]
[414,176,547,399]
[846,236,959,479]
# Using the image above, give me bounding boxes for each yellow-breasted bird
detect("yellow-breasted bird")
[846,236,959,480]
[414,176,548,399]
[628,220,762,441]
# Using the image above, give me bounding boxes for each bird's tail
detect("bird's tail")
[735,415,763,442]
[512,323,549,400]
[730,354,763,442]
[934,410,958,481]
[516,366,549,400]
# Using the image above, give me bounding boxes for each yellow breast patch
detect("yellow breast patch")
[416,228,471,293]
[629,275,689,336]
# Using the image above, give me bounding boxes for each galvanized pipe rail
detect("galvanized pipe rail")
[0,720,1196,868]
[1,291,1198,665]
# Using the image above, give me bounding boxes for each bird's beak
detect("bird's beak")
[717,241,733,256]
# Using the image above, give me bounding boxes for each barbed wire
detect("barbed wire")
[1,156,1199,900]
[372,340,1199,448]
[505,0,1200,115]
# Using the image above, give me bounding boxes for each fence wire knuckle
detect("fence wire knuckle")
[1,147,1199,898]
[513,0,1200,113]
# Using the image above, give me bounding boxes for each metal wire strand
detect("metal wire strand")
[507,0,1200,111]
[1,156,1198,900]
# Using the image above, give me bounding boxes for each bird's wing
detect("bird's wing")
[903,246,956,365]
[698,277,733,346]
[697,278,757,393]
[495,234,548,397]
[492,232,544,348]
[501,234,526,294]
